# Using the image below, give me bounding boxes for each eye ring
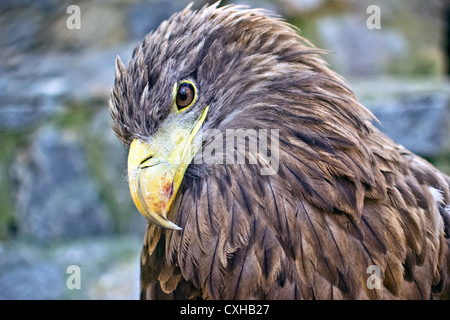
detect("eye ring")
[175,81,196,111]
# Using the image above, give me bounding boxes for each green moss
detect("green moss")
[54,100,129,232]
[57,100,130,232]
[0,164,17,239]
[52,101,99,132]
[0,130,30,239]
[84,133,128,233]
[425,152,450,176]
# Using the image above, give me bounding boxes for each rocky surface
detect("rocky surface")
[13,124,112,243]
[351,78,450,157]
[0,0,448,300]
[0,235,143,299]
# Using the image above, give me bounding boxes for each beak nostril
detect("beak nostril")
[140,155,153,165]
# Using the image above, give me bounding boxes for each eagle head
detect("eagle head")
[109,3,375,230]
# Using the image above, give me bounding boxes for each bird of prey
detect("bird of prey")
[109,3,450,299]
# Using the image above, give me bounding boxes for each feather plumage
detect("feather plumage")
[109,3,450,300]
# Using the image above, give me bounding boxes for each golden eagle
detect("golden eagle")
[109,3,450,299]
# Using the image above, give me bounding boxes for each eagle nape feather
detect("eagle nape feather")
[109,3,450,300]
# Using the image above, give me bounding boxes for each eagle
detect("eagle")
[109,3,450,299]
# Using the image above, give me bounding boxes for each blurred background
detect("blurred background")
[0,0,449,299]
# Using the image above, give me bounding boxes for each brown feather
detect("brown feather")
[110,3,450,300]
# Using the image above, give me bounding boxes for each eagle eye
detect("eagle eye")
[176,81,196,111]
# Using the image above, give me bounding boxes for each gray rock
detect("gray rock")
[13,124,112,243]
[0,0,61,11]
[311,0,444,78]
[317,15,407,77]
[0,8,42,52]
[278,0,326,13]
[0,262,65,300]
[127,0,211,40]
[0,42,136,130]
[221,0,281,15]
[368,92,450,156]
[51,236,142,299]
[0,99,60,131]
[351,78,450,157]
[127,1,180,40]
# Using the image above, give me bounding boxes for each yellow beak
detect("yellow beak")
[127,107,208,230]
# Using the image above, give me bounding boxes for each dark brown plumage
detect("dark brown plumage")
[109,3,450,299]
